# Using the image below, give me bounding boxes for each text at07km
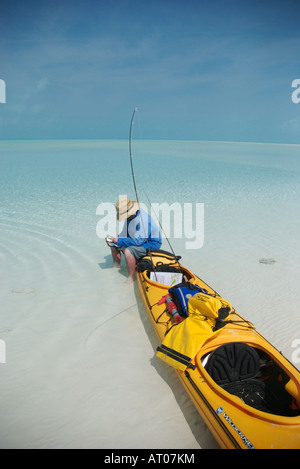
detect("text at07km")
[147,454,194,464]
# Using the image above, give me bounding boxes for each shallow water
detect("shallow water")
[0,139,300,448]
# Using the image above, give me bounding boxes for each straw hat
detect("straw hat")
[116,196,140,221]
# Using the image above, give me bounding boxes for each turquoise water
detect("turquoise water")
[1,139,300,235]
[1,139,299,215]
[1,138,300,346]
[1,139,300,448]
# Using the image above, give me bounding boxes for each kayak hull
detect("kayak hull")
[136,251,300,449]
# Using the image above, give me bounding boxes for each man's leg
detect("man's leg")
[124,248,136,281]
[111,246,121,267]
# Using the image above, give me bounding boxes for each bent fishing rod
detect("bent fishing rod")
[128,108,179,265]
[128,107,155,265]
[129,107,140,205]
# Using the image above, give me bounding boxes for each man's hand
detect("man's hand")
[106,235,119,247]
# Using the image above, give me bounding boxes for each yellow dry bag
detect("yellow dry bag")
[188,292,232,321]
[156,293,232,371]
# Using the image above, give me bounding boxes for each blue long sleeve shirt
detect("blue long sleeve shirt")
[116,209,162,251]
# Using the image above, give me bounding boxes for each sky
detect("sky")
[1,0,300,143]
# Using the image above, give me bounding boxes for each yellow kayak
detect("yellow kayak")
[136,250,300,449]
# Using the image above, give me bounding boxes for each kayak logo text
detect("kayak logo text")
[0,340,6,364]
[0,78,6,104]
[96,198,204,250]
[291,79,300,104]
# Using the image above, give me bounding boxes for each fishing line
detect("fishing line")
[143,189,180,263]
[84,303,137,346]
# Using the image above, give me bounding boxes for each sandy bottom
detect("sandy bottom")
[1,211,300,449]
[0,218,222,449]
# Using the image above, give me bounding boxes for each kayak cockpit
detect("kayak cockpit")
[200,342,300,417]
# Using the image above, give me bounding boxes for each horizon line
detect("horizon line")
[1,137,300,146]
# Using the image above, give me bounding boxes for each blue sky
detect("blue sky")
[1,0,300,143]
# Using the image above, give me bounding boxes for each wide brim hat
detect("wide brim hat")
[116,196,140,221]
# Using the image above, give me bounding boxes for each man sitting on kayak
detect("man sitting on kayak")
[109,196,162,282]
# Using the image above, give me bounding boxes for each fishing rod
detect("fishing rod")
[128,109,180,269]
[128,108,155,270]
[129,107,140,205]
